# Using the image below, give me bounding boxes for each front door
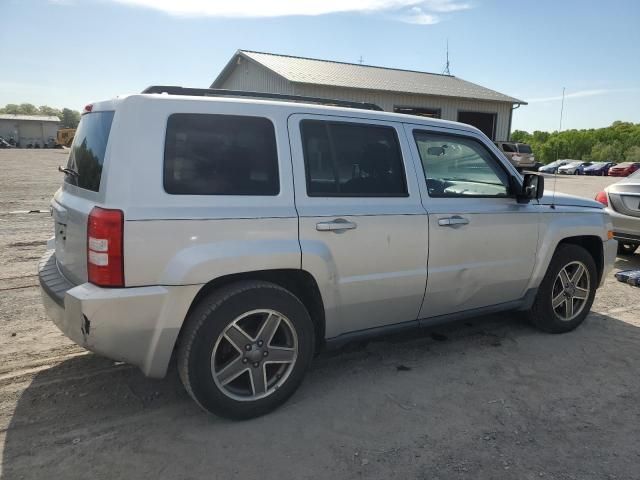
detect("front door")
[288,114,429,339]
[405,125,539,319]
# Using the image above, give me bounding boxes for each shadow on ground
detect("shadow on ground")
[3,307,640,479]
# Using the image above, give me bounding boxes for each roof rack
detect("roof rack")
[141,86,383,111]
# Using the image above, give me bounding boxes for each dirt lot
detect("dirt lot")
[1,150,639,479]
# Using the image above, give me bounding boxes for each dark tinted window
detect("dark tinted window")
[164,114,279,195]
[517,144,532,154]
[301,120,407,197]
[500,142,517,153]
[65,111,114,192]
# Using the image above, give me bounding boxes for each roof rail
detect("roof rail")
[141,86,383,111]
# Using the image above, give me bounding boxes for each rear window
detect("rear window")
[517,144,532,154]
[164,114,279,195]
[500,143,516,153]
[65,111,115,192]
[300,120,408,197]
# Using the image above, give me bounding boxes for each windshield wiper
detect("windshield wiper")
[58,165,79,177]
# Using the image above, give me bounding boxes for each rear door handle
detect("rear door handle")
[316,219,357,232]
[438,216,469,227]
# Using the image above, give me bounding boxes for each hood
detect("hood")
[538,191,603,209]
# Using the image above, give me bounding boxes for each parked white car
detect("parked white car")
[39,87,617,419]
[557,161,593,175]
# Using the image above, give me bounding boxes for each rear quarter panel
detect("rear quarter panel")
[106,95,301,287]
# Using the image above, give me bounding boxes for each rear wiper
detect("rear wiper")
[58,165,79,177]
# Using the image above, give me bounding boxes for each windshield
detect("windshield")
[65,111,115,192]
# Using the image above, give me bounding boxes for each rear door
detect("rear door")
[52,110,115,284]
[288,114,428,339]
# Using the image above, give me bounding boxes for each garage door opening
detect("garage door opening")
[457,111,496,140]
[394,106,441,119]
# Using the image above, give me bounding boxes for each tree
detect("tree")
[511,121,640,164]
[60,108,80,128]
[625,145,640,162]
[38,105,61,117]
[0,103,81,128]
[18,103,37,115]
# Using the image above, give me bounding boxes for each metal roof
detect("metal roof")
[0,114,60,122]
[212,50,526,105]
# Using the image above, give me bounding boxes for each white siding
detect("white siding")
[0,119,60,147]
[220,58,293,94]
[218,65,513,141]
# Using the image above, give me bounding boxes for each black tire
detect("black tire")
[526,244,597,334]
[177,281,315,419]
[617,242,639,255]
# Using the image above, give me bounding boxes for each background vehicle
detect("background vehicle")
[493,141,536,170]
[608,162,640,177]
[596,169,640,255]
[39,88,616,419]
[56,128,76,148]
[0,137,13,148]
[558,161,592,175]
[584,162,616,176]
[538,160,570,174]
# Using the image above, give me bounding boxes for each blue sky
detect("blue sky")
[2,0,639,132]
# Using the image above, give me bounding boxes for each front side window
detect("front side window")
[501,143,517,153]
[300,120,407,197]
[164,114,279,195]
[414,131,510,198]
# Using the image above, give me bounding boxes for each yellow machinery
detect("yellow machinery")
[56,128,76,147]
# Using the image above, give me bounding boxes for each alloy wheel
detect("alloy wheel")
[551,261,591,321]
[211,309,298,401]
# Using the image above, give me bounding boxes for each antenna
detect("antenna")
[442,39,451,75]
[551,87,566,209]
[358,55,364,65]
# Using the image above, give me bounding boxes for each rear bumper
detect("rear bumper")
[606,208,640,241]
[38,251,201,378]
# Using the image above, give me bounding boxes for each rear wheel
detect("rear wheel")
[177,281,315,419]
[617,242,639,256]
[527,244,597,333]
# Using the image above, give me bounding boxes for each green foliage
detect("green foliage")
[511,122,640,164]
[625,145,640,162]
[0,103,80,128]
[60,108,81,129]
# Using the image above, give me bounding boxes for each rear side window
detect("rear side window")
[65,111,115,192]
[300,120,407,197]
[517,144,532,154]
[164,114,279,195]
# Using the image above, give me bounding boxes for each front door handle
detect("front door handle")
[438,216,469,227]
[316,219,357,232]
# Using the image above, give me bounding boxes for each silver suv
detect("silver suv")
[39,87,617,419]
[494,141,536,170]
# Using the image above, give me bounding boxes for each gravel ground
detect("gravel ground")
[1,150,639,480]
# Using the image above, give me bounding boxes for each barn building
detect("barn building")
[211,50,526,141]
[0,114,60,147]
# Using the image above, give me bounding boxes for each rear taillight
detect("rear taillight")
[595,191,608,206]
[87,207,124,287]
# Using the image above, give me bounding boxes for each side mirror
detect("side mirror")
[517,173,544,203]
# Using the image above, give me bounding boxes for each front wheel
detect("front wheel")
[526,244,597,333]
[618,242,639,256]
[177,281,315,419]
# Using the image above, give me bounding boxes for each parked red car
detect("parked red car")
[608,162,640,177]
